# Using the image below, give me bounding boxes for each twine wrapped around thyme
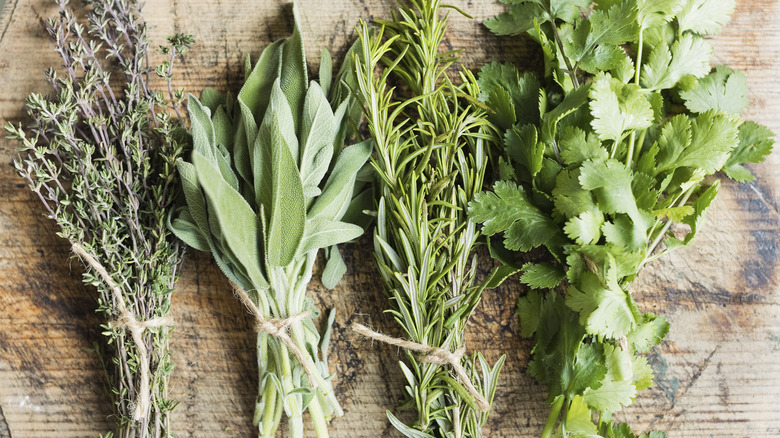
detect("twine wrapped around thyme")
[70,242,173,422]
[231,284,318,387]
[352,323,490,412]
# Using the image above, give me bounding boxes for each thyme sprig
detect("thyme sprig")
[350,1,507,436]
[6,0,192,436]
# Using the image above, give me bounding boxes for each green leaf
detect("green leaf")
[637,0,685,29]
[572,1,639,61]
[299,81,336,197]
[656,111,740,174]
[469,181,564,254]
[279,4,308,132]
[520,262,566,289]
[566,267,637,339]
[680,66,749,115]
[478,62,541,126]
[677,0,736,35]
[259,84,307,268]
[723,122,775,182]
[516,290,544,338]
[541,83,591,144]
[297,218,363,256]
[564,210,604,245]
[583,365,637,413]
[565,395,599,436]
[169,209,210,252]
[484,3,544,36]
[188,95,216,161]
[505,124,544,179]
[319,49,332,98]
[559,126,607,166]
[590,73,653,142]
[641,35,712,90]
[308,140,372,222]
[627,314,669,353]
[579,158,650,234]
[192,152,267,288]
[386,411,436,438]
[553,167,600,220]
[238,39,284,138]
[321,246,347,290]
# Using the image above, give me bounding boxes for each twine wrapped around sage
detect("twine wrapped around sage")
[71,242,174,421]
[352,323,490,412]
[231,284,318,387]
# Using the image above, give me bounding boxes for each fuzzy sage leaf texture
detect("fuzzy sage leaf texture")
[168,5,369,438]
[5,0,193,436]
[473,0,774,437]
[349,0,508,436]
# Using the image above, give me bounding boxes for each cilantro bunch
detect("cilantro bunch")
[169,7,369,438]
[468,0,774,436]
[349,0,506,436]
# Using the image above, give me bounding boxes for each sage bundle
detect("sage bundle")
[349,0,507,436]
[168,7,370,438]
[6,0,192,436]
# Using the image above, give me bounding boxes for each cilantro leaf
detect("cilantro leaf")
[468,181,564,253]
[565,395,599,436]
[484,3,544,36]
[579,158,650,234]
[677,0,736,35]
[680,65,749,115]
[520,262,567,289]
[723,121,775,182]
[566,269,638,339]
[564,210,605,245]
[655,111,740,174]
[590,73,653,142]
[637,0,686,29]
[570,1,639,61]
[642,34,713,90]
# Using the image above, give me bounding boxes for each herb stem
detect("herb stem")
[541,396,565,438]
[626,27,645,168]
[548,18,580,89]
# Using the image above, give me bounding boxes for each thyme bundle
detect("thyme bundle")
[168,6,369,438]
[350,0,507,436]
[6,0,192,436]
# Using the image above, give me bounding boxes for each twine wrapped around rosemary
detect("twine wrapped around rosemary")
[7,0,192,436]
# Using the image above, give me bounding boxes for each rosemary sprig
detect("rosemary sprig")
[168,6,370,438]
[6,0,192,436]
[350,1,506,436]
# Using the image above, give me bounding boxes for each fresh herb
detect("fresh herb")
[6,0,192,436]
[470,0,774,437]
[349,1,507,436]
[168,6,370,438]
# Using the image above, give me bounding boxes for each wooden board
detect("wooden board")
[0,0,778,437]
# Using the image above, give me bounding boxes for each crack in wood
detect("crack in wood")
[0,402,12,438]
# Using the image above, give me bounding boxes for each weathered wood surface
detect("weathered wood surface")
[0,0,778,437]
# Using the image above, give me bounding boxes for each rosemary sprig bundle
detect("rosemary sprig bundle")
[168,6,369,438]
[6,0,192,436]
[350,1,506,436]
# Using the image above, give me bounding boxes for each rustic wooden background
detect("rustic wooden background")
[0,0,778,437]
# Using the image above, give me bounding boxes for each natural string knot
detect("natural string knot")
[231,284,319,388]
[71,242,173,422]
[351,323,490,412]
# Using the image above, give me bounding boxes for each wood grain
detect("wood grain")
[0,0,778,437]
